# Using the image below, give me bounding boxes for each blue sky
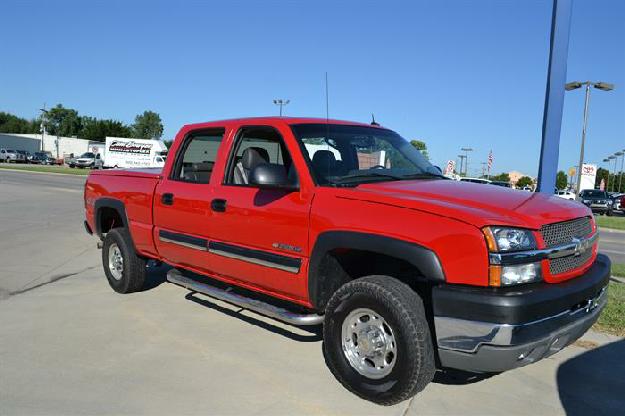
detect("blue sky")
[1,0,623,176]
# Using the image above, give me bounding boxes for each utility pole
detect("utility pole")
[457,155,467,176]
[273,99,290,116]
[461,148,473,176]
[39,104,48,152]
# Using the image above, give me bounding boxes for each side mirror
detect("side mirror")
[249,163,298,191]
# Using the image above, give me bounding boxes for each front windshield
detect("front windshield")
[291,124,441,186]
[80,152,95,158]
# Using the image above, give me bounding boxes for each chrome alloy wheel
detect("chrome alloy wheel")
[108,243,124,281]
[341,308,397,379]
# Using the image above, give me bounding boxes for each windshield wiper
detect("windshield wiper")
[330,171,405,185]
[399,172,448,180]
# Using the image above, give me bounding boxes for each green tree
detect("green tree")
[409,139,429,160]
[556,170,568,190]
[45,104,82,137]
[80,117,133,142]
[516,176,534,189]
[163,140,174,148]
[595,167,609,189]
[490,172,510,183]
[0,112,41,134]
[132,110,163,139]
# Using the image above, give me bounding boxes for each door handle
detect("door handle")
[162,193,174,205]
[211,198,227,212]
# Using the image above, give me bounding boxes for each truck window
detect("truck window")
[225,127,297,186]
[173,131,224,184]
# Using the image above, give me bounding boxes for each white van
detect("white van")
[102,137,168,169]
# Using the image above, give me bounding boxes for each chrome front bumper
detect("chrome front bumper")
[433,254,610,373]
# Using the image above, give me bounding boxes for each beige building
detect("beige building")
[508,170,535,188]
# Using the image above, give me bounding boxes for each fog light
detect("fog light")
[500,262,541,286]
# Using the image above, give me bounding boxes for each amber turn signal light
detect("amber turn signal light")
[489,265,501,287]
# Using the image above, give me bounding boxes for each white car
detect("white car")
[459,177,492,185]
[0,148,20,163]
[555,190,576,200]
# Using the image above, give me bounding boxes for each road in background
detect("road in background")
[599,229,625,264]
[1,170,623,415]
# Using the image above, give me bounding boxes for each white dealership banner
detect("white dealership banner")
[579,163,597,192]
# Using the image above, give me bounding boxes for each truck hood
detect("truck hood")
[349,179,591,229]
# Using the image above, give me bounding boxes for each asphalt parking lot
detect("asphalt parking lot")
[1,169,624,415]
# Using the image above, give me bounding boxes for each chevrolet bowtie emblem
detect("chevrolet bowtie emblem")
[571,237,590,257]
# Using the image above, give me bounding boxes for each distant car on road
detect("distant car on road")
[555,190,576,200]
[0,149,20,163]
[579,189,613,215]
[459,177,491,185]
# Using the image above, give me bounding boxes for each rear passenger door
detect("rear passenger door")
[153,128,225,271]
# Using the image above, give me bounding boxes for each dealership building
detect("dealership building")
[0,133,104,160]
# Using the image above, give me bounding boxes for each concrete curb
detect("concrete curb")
[610,275,625,284]
[599,227,625,234]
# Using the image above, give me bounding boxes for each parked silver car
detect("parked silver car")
[0,149,21,163]
[69,152,102,169]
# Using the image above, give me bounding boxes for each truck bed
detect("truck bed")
[85,168,162,257]
[88,167,163,179]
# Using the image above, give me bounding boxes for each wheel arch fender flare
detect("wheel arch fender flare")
[308,231,446,310]
[94,198,129,238]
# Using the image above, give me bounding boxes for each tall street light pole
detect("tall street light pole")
[608,155,617,192]
[273,99,290,116]
[565,81,614,194]
[461,147,473,176]
[616,151,624,192]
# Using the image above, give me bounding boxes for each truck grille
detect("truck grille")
[540,217,594,275]
[549,246,593,275]
[540,217,592,248]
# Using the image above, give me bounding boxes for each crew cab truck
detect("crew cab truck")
[84,117,610,405]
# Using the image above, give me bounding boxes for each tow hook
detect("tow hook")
[97,241,103,249]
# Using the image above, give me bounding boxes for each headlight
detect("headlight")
[483,227,542,287]
[483,227,536,252]
[582,199,590,204]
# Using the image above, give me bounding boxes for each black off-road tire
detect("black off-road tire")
[323,275,435,406]
[102,228,146,293]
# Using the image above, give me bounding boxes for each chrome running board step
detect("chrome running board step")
[166,269,324,326]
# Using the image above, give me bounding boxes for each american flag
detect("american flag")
[488,150,493,170]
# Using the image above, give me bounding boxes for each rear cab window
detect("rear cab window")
[171,129,225,184]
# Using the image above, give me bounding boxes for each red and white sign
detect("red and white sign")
[444,160,456,175]
[580,163,597,192]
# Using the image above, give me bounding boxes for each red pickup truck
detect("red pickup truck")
[84,117,610,405]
